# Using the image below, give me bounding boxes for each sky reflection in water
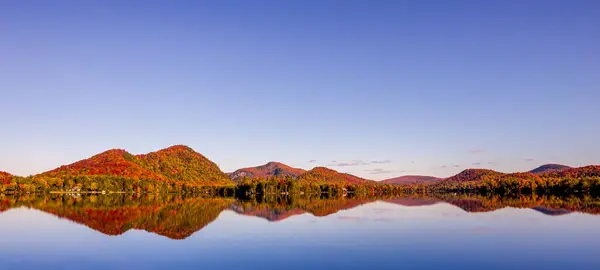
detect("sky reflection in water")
[0,196,599,270]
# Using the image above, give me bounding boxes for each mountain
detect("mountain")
[41,145,234,186]
[43,149,164,180]
[380,175,441,185]
[443,169,505,182]
[298,167,373,185]
[229,162,306,181]
[138,145,233,186]
[543,165,600,178]
[0,171,11,184]
[440,169,541,184]
[529,164,572,174]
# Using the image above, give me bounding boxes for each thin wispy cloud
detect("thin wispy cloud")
[333,160,368,167]
[337,216,362,221]
[308,160,317,163]
[395,169,418,173]
[365,168,392,174]
[440,165,448,168]
[454,165,461,168]
[371,160,391,164]
[472,162,481,166]
[469,148,485,154]
[525,158,534,162]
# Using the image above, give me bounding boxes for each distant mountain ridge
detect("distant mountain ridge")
[529,164,572,174]
[542,165,600,178]
[380,164,583,186]
[443,169,506,182]
[433,165,600,185]
[41,145,234,186]
[381,175,441,185]
[228,162,305,181]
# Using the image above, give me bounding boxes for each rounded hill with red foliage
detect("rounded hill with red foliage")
[443,169,505,182]
[42,149,164,181]
[543,165,600,178]
[138,145,232,186]
[298,167,373,185]
[41,145,234,187]
[228,162,306,181]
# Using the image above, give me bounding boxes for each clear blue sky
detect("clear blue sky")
[1,1,599,180]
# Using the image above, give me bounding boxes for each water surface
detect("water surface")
[1,194,599,270]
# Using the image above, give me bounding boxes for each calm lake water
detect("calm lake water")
[1,194,599,270]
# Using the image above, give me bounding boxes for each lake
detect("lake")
[1,194,599,270]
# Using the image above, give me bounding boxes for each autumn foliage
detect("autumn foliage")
[0,171,11,185]
[1,146,600,198]
[443,169,507,182]
[43,149,164,181]
[42,145,233,187]
[298,167,374,185]
[430,166,600,195]
[543,165,600,178]
[3,192,600,241]
[137,145,233,186]
[1,194,234,239]
[229,162,306,181]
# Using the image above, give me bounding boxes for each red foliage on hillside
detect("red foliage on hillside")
[229,162,306,181]
[543,165,600,178]
[443,169,505,182]
[438,169,541,186]
[41,145,234,186]
[0,171,11,185]
[43,149,164,180]
[298,167,373,185]
[138,145,232,186]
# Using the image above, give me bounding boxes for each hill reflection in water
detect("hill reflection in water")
[1,193,600,239]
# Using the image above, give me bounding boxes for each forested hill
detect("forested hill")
[298,167,373,185]
[229,162,306,181]
[40,145,234,187]
[529,164,572,174]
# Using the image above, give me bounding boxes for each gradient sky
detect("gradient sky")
[1,1,599,180]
